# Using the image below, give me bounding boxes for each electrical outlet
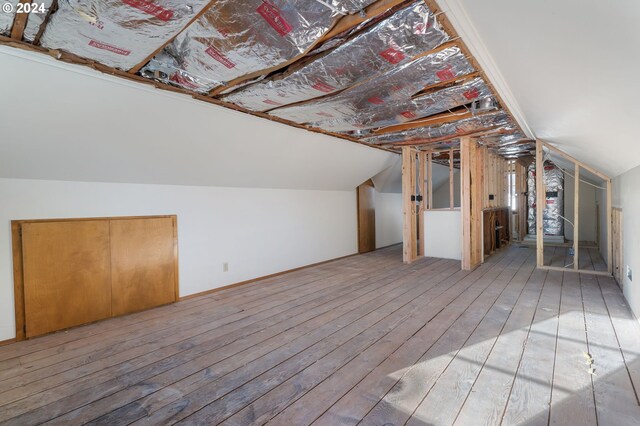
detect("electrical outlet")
[627,266,632,282]
[223,262,229,272]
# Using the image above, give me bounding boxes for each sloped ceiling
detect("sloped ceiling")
[0,47,398,190]
[371,157,455,194]
[437,0,640,178]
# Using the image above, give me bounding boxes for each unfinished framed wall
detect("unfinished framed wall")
[460,137,483,270]
[402,147,419,263]
[535,140,612,276]
[479,146,511,257]
[421,147,462,260]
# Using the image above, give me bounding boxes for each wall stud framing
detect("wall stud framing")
[536,140,545,267]
[417,152,426,257]
[460,137,482,270]
[535,140,613,276]
[402,147,418,264]
[449,148,454,209]
[573,163,580,270]
[607,178,613,274]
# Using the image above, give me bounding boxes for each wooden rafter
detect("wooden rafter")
[32,0,57,46]
[410,71,482,99]
[379,125,510,147]
[10,0,32,40]
[373,108,472,135]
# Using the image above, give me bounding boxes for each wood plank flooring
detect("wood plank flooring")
[0,244,639,425]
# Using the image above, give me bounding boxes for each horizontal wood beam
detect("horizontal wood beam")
[411,71,482,98]
[373,109,473,135]
[381,126,508,147]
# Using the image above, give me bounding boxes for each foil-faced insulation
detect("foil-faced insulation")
[527,162,564,236]
[23,0,55,42]
[478,131,528,147]
[0,1,19,35]
[363,110,512,145]
[497,142,535,157]
[269,46,474,124]
[140,0,377,92]
[420,139,460,152]
[40,0,211,70]
[223,1,449,111]
[307,77,492,132]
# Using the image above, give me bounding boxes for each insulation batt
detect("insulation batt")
[23,0,55,41]
[497,142,535,156]
[362,110,513,145]
[40,0,211,70]
[478,131,528,147]
[0,0,19,35]
[223,1,449,111]
[527,162,564,236]
[308,77,492,132]
[269,46,474,124]
[141,0,377,92]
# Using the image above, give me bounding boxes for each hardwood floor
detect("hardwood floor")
[0,244,639,425]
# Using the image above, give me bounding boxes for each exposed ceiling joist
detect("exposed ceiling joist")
[384,126,509,147]
[9,0,32,40]
[374,109,472,135]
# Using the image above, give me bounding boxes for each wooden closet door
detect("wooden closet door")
[110,217,177,316]
[357,180,376,254]
[22,221,112,338]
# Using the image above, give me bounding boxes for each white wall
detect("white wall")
[424,210,462,260]
[0,178,360,341]
[612,165,640,319]
[564,174,598,243]
[375,191,402,249]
